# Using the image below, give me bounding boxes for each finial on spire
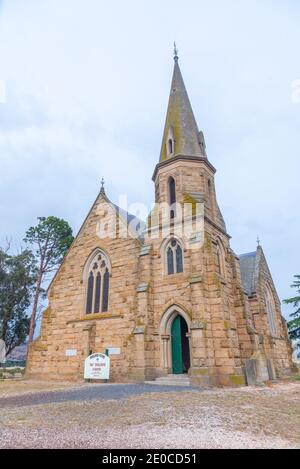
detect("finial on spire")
[256,236,260,246]
[173,42,179,61]
[100,177,105,194]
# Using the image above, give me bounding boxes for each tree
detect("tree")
[24,217,74,344]
[0,247,36,356]
[284,275,300,347]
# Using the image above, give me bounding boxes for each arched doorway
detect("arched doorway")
[159,305,192,374]
[171,315,190,374]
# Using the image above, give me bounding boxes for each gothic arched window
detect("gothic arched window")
[166,238,183,275]
[216,240,226,278]
[86,272,94,314]
[85,251,111,314]
[265,286,277,336]
[168,176,176,219]
[166,126,175,157]
[168,139,173,155]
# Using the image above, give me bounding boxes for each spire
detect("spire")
[159,47,205,162]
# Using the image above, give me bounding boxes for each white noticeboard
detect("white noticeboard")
[84,353,110,380]
[107,347,121,355]
[65,349,77,357]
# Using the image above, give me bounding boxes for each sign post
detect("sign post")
[84,353,110,381]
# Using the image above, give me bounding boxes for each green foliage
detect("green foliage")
[284,275,300,345]
[24,216,74,273]
[2,360,26,368]
[0,248,36,355]
[24,216,74,342]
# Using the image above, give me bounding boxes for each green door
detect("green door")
[171,315,183,374]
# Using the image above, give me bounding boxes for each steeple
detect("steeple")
[159,47,206,162]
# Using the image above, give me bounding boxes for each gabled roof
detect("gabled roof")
[98,187,145,240]
[47,189,145,293]
[239,245,274,297]
[112,203,146,241]
[239,251,257,295]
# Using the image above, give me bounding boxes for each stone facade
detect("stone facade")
[26,55,293,386]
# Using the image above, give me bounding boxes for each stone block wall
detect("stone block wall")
[27,195,141,382]
[27,158,293,386]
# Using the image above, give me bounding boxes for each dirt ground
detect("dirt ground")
[0,378,299,449]
[0,379,85,397]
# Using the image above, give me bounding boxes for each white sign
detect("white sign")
[84,353,110,380]
[107,347,121,355]
[65,349,77,357]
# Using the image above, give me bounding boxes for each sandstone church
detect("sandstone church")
[27,51,293,386]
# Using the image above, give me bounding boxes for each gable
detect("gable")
[47,190,145,294]
[239,251,256,295]
[239,247,280,302]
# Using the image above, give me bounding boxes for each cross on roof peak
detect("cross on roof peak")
[100,177,105,194]
[173,42,179,61]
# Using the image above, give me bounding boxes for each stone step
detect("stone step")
[145,380,190,387]
[145,374,191,387]
[155,376,190,383]
[165,374,188,379]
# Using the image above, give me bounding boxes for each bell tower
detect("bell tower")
[152,46,226,232]
[146,47,246,387]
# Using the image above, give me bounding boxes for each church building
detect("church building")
[27,50,293,386]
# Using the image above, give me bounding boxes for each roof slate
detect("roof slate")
[239,251,257,295]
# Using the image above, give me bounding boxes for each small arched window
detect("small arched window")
[166,238,183,275]
[216,240,226,278]
[168,138,173,155]
[85,251,111,314]
[168,176,176,219]
[265,286,277,336]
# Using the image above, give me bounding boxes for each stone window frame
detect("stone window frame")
[168,139,173,155]
[166,125,175,157]
[215,237,226,279]
[161,236,184,276]
[167,174,177,220]
[83,248,112,315]
[264,284,277,337]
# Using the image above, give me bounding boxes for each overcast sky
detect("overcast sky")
[0,0,299,318]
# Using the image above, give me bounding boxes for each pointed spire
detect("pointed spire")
[159,47,205,161]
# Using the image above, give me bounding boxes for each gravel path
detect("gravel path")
[1,380,299,449]
[1,423,296,449]
[0,383,199,408]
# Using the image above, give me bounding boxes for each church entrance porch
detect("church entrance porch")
[159,305,192,376]
[171,315,190,374]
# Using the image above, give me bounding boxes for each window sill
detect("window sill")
[164,272,185,279]
[67,313,123,324]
